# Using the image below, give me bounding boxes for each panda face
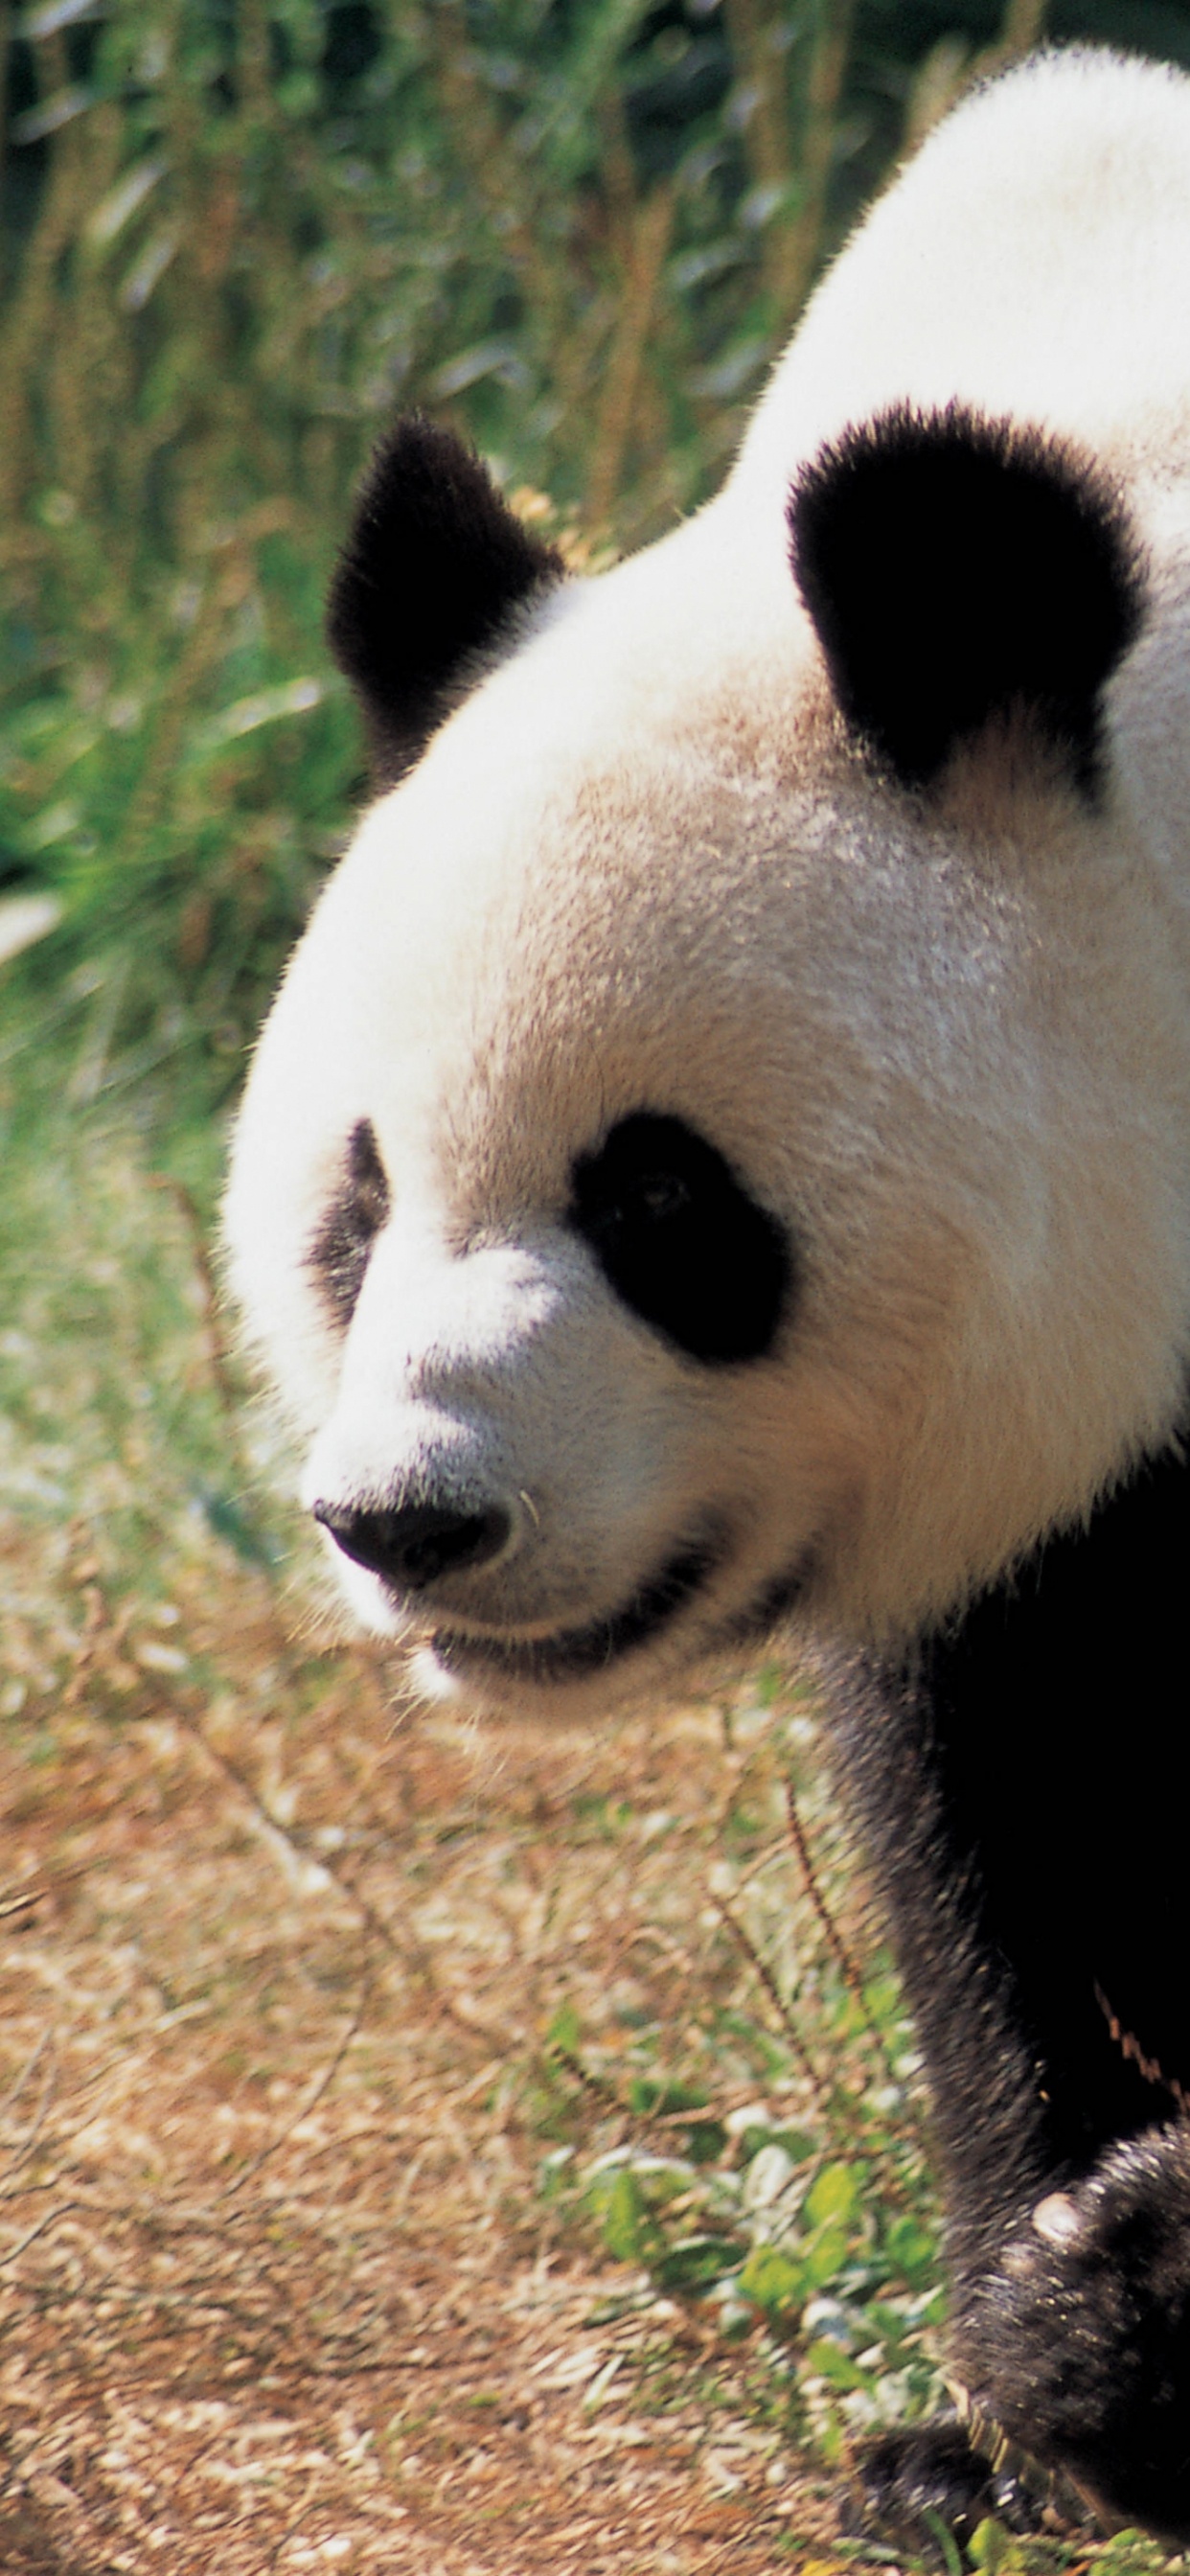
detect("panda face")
[297,1083,804,1698]
[229,725,839,1709]
[226,365,1190,1713]
[226,547,1190,1718]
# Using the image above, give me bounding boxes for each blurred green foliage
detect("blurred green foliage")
[3,0,1190,1112]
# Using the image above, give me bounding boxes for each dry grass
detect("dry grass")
[1,1480,859,2572]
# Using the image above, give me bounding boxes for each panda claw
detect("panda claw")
[1032,2190,1083,2247]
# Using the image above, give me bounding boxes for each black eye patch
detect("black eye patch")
[309,1118,390,1329]
[568,1111,790,1366]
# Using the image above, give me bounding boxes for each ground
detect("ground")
[1,1523,856,2575]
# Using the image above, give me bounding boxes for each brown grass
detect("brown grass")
[1,1504,856,2574]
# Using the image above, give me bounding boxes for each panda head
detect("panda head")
[225,401,1186,1714]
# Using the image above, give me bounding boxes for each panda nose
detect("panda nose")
[313,1496,514,1593]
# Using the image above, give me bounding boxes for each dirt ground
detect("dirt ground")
[1,1539,855,2574]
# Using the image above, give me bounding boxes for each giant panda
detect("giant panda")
[225,46,1190,2546]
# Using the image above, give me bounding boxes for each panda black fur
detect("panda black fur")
[226,48,1190,2545]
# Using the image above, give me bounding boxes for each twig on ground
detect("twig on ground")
[222,1974,374,2199]
[708,1892,828,2104]
[783,1778,900,2082]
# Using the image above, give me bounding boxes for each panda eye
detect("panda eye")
[568,1111,791,1367]
[309,1117,390,1330]
[633,1172,691,1225]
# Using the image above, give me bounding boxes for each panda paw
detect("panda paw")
[842,2420,1055,2558]
[959,2128,1190,2541]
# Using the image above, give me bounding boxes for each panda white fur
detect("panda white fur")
[226,48,1190,2544]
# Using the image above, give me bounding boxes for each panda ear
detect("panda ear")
[788,404,1145,795]
[327,416,565,788]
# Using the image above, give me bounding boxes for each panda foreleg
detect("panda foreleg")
[828,1652,1075,2546]
[828,1441,1190,2543]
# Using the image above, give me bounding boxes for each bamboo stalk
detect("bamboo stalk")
[238,0,272,125]
[0,37,92,535]
[775,0,857,328]
[423,0,568,357]
[585,182,676,532]
[984,0,1049,65]
[117,572,227,869]
[46,104,122,535]
[0,5,11,295]
[904,0,1049,155]
[722,0,793,220]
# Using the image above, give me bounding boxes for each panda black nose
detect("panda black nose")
[313,1496,513,1593]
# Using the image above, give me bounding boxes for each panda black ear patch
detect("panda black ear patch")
[327,416,565,788]
[788,404,1145,794]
